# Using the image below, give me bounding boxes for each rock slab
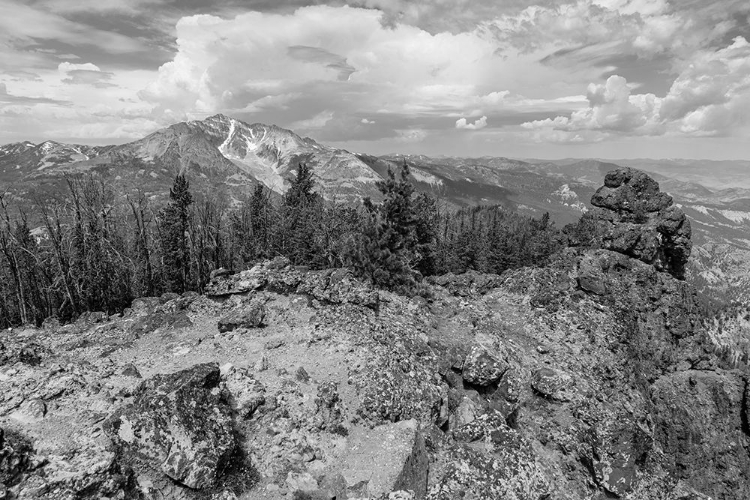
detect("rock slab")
[105,363,237,490]
[340,419,428,499]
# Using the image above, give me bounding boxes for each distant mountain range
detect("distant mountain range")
[1,114,749,298]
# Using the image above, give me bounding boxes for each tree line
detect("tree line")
[0,164,562,327]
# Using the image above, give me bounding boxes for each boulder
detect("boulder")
[217,302,267,332]
[206,261,379,309]
[435,411,549,499]
[221,366,265,419]
[339,420,428,499]
[449,397,478,430]
[531,367,575,402]
[0,428,32,491]
[591,168,672,213]
[104,363,238,491]
[461,345,508,387]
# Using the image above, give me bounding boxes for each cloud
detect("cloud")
[0,83,69,106]
[140,5,577,144]
[290,110,335,130]
[522,36,750,142]
[492,0,749,61]
[59,62,117,88]
[0,1,149,55]
[456,115,488,130]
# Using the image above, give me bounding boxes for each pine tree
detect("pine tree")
[350,163,419,292]
[160,174,193,293]
[281,163,321,265]
[284,163,318,208]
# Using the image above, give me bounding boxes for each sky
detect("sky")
[0,0,749,159]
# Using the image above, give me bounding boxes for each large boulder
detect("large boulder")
[104,363,238,491]
[461,344,508,387]
[576,168,692,279]
[0,428,32,495]
[339,419,428,499]
[217,301,267,332]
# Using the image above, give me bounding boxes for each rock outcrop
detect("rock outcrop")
[573,167,692,279]
[205,257,380,309]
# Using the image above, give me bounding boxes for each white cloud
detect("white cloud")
[140,6,558,136]
[522,36,750,142]
[290,110,335,131]
[456,115,487,130]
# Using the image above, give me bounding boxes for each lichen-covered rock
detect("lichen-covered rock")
[340,420,428,499]
[217,301,267,332]
[15,444,137,499]
[0,340,46,367]
[313,382,344,431]
[221,365,265,419]
[649,370,750,499]
[0,428,32,493]
[579,167,692,279]
[129,309,192,335]
[427,270,503,296]
[591,167,672,213]
[461,344,508,387]
[431,413,548,499]
[104,363,237,491]
[531,367,575,402]
[578,407,653,497]
[206,261,379,309]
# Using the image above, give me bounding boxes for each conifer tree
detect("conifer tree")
[160,173,193,293]
[351,163,420,292]
[281,163,321,264]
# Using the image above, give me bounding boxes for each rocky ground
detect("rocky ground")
[1,169,749,500]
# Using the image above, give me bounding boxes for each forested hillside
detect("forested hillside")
[0,164,561,327]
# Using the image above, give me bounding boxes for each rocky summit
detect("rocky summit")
[1,170,749,500]
[581,167,693,279]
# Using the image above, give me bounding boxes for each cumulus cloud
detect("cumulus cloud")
[456,115,488,130]
[522,36,750,142]
[139,6,518,141]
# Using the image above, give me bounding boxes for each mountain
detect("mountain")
[0,114,382,205]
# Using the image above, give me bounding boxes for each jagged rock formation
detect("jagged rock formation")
[0,170,747,499]
[573,167,692,279]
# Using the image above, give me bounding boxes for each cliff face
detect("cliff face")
[0,170,748,500]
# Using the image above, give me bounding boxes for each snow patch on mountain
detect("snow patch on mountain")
[410,167,443,187]
[552,184,588,213]
[692,205,711,216]
[718,210,750,224]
